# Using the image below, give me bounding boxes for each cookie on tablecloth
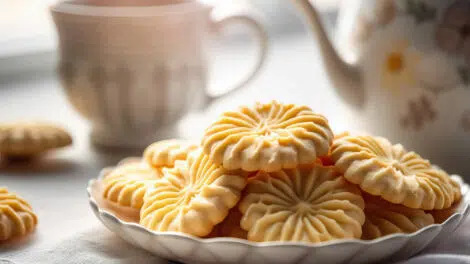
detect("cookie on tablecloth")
[140,150,246,237]
[0,188,38,241]
[0,122,72,159]
[330,135,461,210]
[202,101,334,172]
[144,139,198,169]
[238,164,365,243]
[361,194,434,240]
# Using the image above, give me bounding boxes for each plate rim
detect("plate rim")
[87,157,470,248]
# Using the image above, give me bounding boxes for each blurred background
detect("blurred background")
[0,0,340,79]
[0,0,354,146]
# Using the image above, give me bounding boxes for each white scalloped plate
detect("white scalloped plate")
[87,158,470,264]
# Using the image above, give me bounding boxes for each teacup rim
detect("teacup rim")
[50,0,213,17]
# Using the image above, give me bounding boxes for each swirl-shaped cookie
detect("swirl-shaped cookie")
[0,188,38,241]
[140,150,247,237]
[429,183,463,224]
[317,132,350,167]
[102,161,161,211]
[202,101,334,172]
[0,122,72,158]
[361,194,434,240]
[144,139,198,169]
[330,135,461,210]
[239,165,365,243]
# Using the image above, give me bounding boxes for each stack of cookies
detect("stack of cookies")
[101,101,462,243]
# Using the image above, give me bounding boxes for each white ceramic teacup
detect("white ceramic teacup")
[51,0,268,148]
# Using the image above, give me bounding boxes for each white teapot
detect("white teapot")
[293,0,470,176]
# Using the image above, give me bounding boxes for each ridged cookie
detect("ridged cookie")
[362,194,434,240]
[140,150,247,237]
[316,132,350,167]
[0,188,38,241]
[144,139,198,169]
[0,122,72,157]
[102,161,161,211]
[429,192,463,224]
[239,165,365,243]
[202,101,333,172]
[330,135,460,210]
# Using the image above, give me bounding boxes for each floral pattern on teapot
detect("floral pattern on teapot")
[349,0,470,132]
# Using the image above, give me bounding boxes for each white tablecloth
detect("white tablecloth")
[2,218,470,264]
[0,34,469,264]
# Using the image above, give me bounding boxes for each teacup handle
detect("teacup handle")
[207,7,269,104]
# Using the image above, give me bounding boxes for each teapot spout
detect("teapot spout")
[293,0,364,109]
